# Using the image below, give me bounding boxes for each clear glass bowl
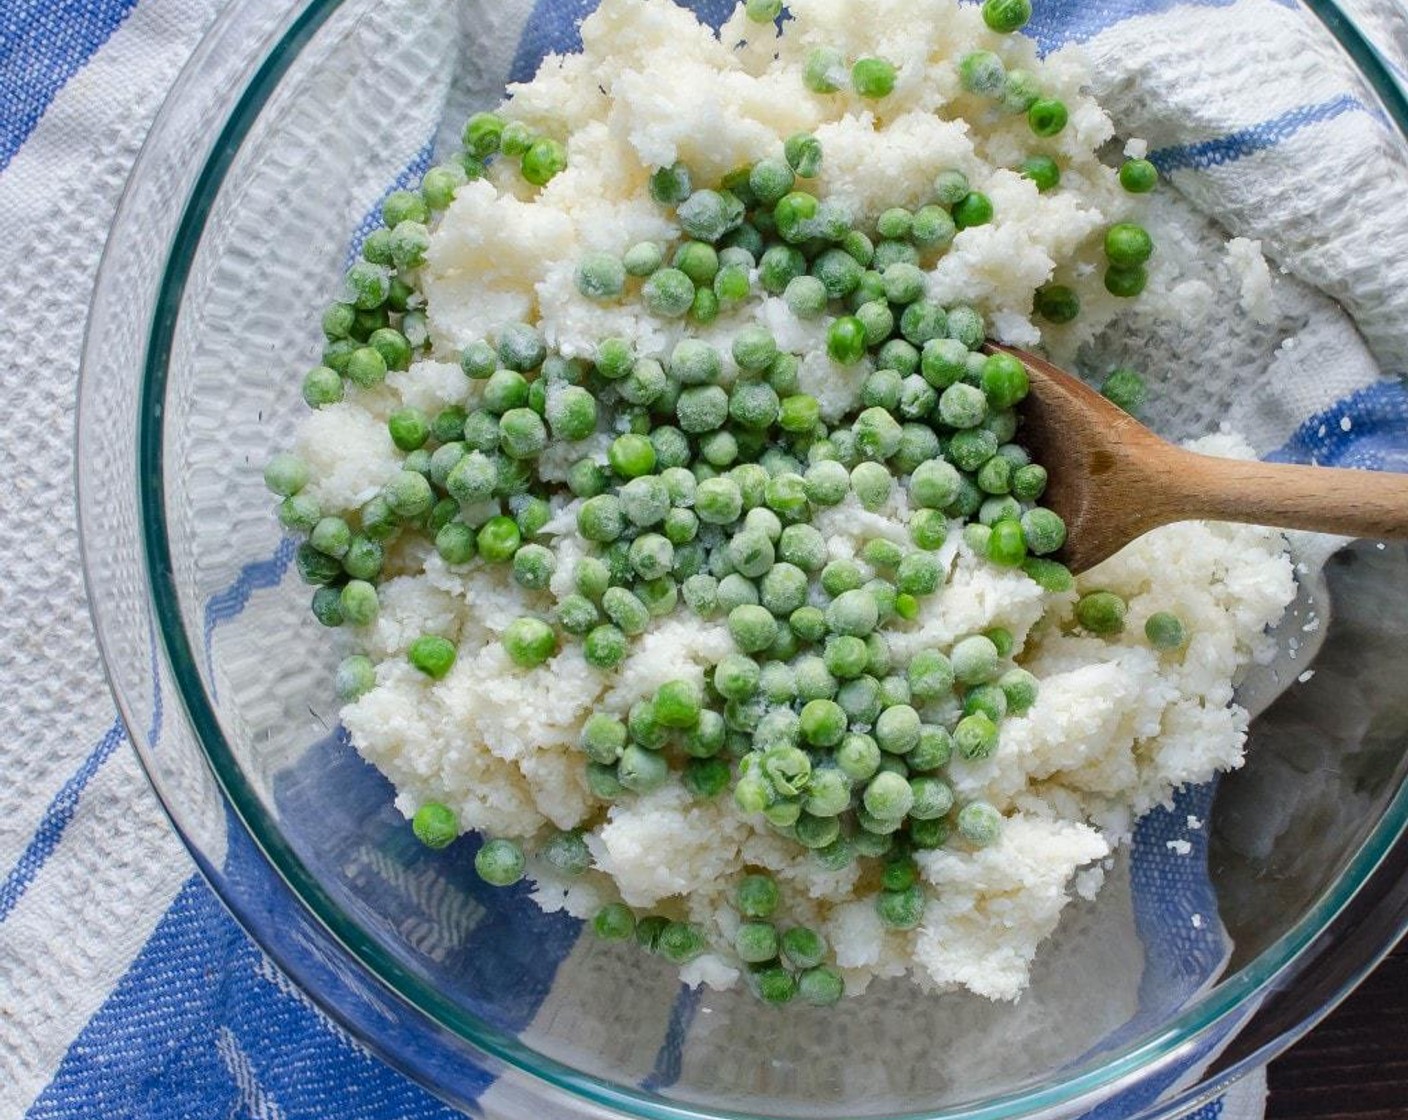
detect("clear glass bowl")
[78,1,1408,1117]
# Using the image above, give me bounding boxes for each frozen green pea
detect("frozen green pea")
[912,205,957,250]
[850,462,893,512]
[590,902,636,941]
[555,594,600,636]
[676,385,729,434]
[999,667,1039,715]
[987,518,1028,567]
[957,801,1003,847]
[745,506,783,541]
[716,573,759,612]
[909,459,962,510]
[335,655,377,702]
[826,589,880,638]
[823,635,869,680]
[837,733,883,787]
[643,268,696,318]
[618,744,669,793]
[681,573,720,617]
[279,494,322,533]
[852,56,897,99]
[310,585,344,627]
[264,452,309,498]
[1145,611,1188,650]
[1077,591,1127,635]
[794,656,833,701]
[784,132,824,178]
[896,552,942,596]
[1012,463,1048,503]
[775,524,827,573]
[909,725,953,772]
[580,714,628,766]
[804,459,850,507]
[875,704,921,755]
[336,579,379,628]
[602,586,651,636]
[938,382,988,429]
[764,473,808,521]
[778,393,820,435]
[729,604,779,653]
[902,509,946,554]
[959,50,1005,96]
[729,380,781,431]
[729,528,775,579]
[804,767,852,818]
[411,802,458,850]
[954,712,999,760]
[668,339,721,387]
[1021,507,1067,556]
[760,562,809,617]
[758,660,797,705]
[963,682,1008,724]
[585,760,624,800]
[797,698,846,747]
[908,650,955,701]
[863,770,914,821]
[834,674,880,725]
[803,45,846,93]
[951,635,1000,684]
[788,606,826,643]
[820,560,864,598]
[862,538,902,570]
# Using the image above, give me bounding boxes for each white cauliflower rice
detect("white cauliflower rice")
[293,0,1298,1002]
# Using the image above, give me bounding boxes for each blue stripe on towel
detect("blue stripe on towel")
[0,614,165,924]
[0,0,139,170]
[1023,0,1296,55]
[25,875,466,1120]
[641,985,704,1091]
[0,721,126,923]
[1151,95,1380,174]
[1268,379,1408,469]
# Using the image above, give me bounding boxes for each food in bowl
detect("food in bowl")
[261,0,1296,1005]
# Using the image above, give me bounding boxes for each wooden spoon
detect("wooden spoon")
[988,343,1408,574]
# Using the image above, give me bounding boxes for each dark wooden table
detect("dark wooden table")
[1266,941,1408,1118]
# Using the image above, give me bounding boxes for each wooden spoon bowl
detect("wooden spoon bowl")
[989,344,1408,574]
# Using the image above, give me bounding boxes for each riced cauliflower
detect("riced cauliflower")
[276,0,1299,1005]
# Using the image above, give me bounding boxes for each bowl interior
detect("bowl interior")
[137,0,1408,1115]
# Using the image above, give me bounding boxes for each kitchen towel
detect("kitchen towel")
[5,0,1408,1116]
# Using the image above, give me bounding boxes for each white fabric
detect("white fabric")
[7,0,1408,1115]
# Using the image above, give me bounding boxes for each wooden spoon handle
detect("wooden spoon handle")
[1162,451,1408,540]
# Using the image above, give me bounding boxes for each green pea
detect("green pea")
[982,0,1031,32]
[1020,154,1061,192]
[1105,263,1148,298]
[1101,368,1147,415]
[521,137,568,186]
[957,802,1003,847]
[1077,591,1128,635]
[475,837,526,886]
[1120,158,1159,193]
[953,191,994,230]
[503,617,557,668]
[804,45,846,93]
[408,635,456,680]
[412,802,459,849]
[852,57,897,99]
[1028,98,1069,137]
[1145,611,1188,650]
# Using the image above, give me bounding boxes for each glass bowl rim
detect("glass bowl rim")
[101,0,1408,1115]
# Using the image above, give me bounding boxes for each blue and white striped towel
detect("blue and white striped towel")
[5,0,1408,1115]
